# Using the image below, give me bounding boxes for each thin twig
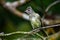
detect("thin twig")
[0,24,59,36]
[30,24,60,34]
[0,31,31,36]
[45,1,60,12]
[35,33,44,39]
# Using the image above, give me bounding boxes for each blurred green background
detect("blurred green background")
[0,0,60,40]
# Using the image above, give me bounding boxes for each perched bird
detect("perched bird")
[25,6,41,29]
